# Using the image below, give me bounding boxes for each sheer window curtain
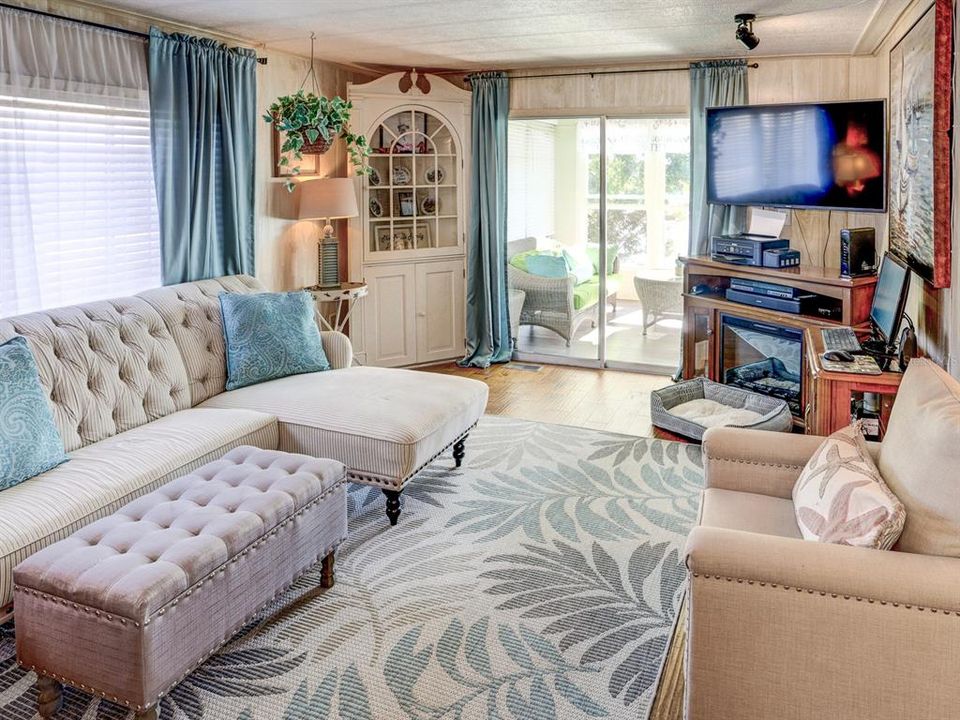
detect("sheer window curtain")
[688,59,748,256]
[0,6,158,316]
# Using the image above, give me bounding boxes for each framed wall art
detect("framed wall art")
[888,0,953,288]
[272,126,318,178]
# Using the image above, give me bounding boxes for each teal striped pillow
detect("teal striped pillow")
[0,336,68,489]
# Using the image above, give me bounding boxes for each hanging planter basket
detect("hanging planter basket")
[269,111,334,155]
[300,135,334,156]
[264,33,370,190]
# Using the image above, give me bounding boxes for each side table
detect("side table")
[305,282,368,333]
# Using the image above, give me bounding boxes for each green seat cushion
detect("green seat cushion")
[573,275,621,311]
[573,280,599,311]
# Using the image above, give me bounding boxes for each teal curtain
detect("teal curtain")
[689,59,748,256]
[459,72,512,368]
[148,28,256,284]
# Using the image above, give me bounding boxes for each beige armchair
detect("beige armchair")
[684,358,960,720]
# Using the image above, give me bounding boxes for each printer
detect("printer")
[710,234,790,267]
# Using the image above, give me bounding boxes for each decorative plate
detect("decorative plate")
[424,166,445,184]
[369,198,383,218]
[368,167,382,187]
[392,165,412,185]
[420,195,437,215]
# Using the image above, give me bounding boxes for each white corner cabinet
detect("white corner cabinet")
[347,72,471,367]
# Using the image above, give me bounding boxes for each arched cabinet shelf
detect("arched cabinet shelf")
[347,72,471,367]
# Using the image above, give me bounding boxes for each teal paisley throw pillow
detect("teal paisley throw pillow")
[220,291,331,391]
[0,336,68,489]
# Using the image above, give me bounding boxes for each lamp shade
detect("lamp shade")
[298,178,358,220]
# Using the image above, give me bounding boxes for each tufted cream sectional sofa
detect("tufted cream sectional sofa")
[0,275,488,616]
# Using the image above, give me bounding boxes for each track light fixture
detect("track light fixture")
[735,13,759,50]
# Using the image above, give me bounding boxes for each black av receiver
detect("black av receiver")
[725,289,814,314]
[711,234,790,266]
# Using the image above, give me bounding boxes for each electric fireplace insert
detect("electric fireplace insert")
[720,314,803,416]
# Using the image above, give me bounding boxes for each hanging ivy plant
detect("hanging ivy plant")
[264,92,371,191]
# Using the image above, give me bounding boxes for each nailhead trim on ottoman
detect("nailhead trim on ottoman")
[13,446,348,714]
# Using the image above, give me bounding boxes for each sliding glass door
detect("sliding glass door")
[507,115,688,372]
[603,118,688,371]
[508,118,602,364]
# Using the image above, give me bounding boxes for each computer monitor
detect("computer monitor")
[870,252,911,343]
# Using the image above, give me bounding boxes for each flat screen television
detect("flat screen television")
[706,99,886,212]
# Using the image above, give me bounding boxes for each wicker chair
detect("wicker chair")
[633,271,683,335]
[507,239,619,347]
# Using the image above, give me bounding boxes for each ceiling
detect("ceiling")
[94,0,911,70]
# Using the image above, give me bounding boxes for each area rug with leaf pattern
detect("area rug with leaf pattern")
[0,415,703,720]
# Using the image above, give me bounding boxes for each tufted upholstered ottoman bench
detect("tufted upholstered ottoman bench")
[12,446,347,719]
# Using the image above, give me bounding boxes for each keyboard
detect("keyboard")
[821,327,862,353]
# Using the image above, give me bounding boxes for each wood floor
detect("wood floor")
[423,360,672,436]
[422,359,687,719]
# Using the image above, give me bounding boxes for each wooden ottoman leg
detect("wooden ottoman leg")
[36,675,62,718]
[320,551,336,588]
[453,435,468,468]
[134,708,159,720]
[382,489,402,526]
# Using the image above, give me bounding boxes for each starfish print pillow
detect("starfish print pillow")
[792,423,905,549]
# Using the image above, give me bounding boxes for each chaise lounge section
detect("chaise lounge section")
[140,276,487,524]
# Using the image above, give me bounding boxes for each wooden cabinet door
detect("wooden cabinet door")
[683,300,715,380]
[363,264,417,367]
[416,260,465,364]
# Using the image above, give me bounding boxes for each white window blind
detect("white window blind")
[0,96,160,315]
[508,119,556,243]
[0,5,157,317]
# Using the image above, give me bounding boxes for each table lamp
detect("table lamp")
[298,178,358,289]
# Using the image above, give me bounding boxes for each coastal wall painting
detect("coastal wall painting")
[888,0,953,288]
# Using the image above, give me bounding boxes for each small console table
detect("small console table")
[306,282,368,333]
[679,255,882,433]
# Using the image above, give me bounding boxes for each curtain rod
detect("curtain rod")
[0,2,268,64]
[464,62,758,82]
